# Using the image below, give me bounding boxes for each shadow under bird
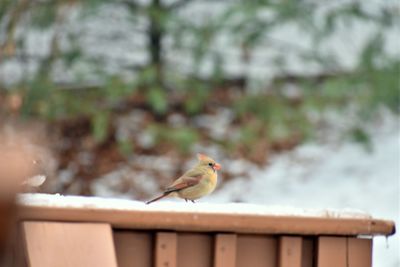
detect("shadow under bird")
[146,154,221,204]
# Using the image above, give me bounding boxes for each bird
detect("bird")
[146,153,221,204]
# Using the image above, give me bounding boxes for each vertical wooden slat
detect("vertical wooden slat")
[301,237,315,267]
[0,200,16,261]
[155,232,177,267]
[317,237,346,267]
[114,231,153,267]
[236,235,277,267]
[279,236,302,267]
[177,233,213,267]
[348,238,372,267]
[22,221,117,267]
[214,234,237,267]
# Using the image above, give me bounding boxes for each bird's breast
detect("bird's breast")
[178,172,218,200]
[208,172,218,186]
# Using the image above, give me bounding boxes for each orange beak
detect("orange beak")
[213,163,221,171]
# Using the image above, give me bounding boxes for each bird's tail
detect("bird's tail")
[146,192,169,204]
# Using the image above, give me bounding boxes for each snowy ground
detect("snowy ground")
[1,1,399,85]
[203,112,399,267]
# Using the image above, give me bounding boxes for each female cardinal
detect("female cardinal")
[146,153,221,204]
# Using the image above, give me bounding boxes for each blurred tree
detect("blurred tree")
[1,0,398,196]
[0,0,398,148]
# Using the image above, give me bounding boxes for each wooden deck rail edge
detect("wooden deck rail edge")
[17,205,395,236]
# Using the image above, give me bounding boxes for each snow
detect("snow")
[18,193,373,219]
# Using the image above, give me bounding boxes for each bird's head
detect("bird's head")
[197,153,221,171]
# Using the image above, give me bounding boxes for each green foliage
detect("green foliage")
[64,46,82,68]
[104,75,135,102]
[30,3,57,29]
[238,122,264,147]
[369,61,400,112]
[184,84,210,115]
[0,0,13,19]
[149,124,199,154]
[348,126,372,152]
[91,111,110,142]
[234,94,312,143]
[117,139,134,157]
[170,127,199,153]
[146,87,168,114]
[20,78,55,117]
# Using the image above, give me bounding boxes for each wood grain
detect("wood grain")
[317,237,346,267]
[348,237,372,267]
[236,235,277,267]
[17,205,396,236]
[279,236,302,267]
[113,230,153,267]
[155,232,177,267]
[22,221,117,267]
[214,234,237,267]
[177,233,213,267]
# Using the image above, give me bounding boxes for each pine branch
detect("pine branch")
[166,0,195,10]
[36,3,66,79]
[0,0,29,60]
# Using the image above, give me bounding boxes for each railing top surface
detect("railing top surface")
[17,194,395,236]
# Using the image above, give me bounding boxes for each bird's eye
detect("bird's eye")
[208,163,213,166]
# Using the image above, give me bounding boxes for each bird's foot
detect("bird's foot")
[191,200,195,203]
[184,198,188,202]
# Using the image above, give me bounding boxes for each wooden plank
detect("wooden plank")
[214,234,237,267]
[301,237,315,267]
[348,238,372,267]
[236,235,277,267]
[155,232,177,267]
[279,236,302,267]
[0,199,17,259]
[17,205,396,236]
[22,221,117,267]
[113,230,153,267]
[177,233,213,267]
[317,237,346,267]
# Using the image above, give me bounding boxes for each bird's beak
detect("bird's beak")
[213,163,221,171]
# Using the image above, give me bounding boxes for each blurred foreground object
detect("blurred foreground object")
[0,144,36,264]
[22,175,46,188]
[146,154,221,204]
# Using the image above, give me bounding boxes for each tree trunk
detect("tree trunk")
[149,0,163,85]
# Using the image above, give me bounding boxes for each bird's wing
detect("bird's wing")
[164,174,203,193]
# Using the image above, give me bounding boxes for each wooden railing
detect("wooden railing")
[8,197,396,267]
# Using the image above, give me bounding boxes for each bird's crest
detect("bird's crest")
[197,153,210,161]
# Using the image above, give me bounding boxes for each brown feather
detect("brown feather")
[146,175,203,204]
[145,192,170,204]
[165,176,202,192]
